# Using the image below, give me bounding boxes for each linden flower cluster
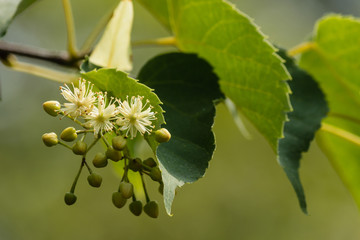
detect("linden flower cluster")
[58,79,156,138]
[42,79,171,218]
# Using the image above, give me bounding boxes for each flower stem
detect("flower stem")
[62,0,78,58]
[321,122,360,147]
[140,172,150,203]
[83,158,93,174]
[76,129,95,134]
[287,42,316,57]
[101,135,110,148]
[86,137,100,153]
[132,36,176,47]
[70,159,85,193]
[65,115,83,126]
[58,141,72,150]
[1,54,78,83]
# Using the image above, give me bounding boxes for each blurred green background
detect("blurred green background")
[0,0,360,239]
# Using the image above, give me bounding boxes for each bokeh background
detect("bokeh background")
[1,0,360,239]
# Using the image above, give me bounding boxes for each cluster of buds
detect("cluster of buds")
[41,79,171,218]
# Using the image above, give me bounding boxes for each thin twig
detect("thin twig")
[0,41,82,67]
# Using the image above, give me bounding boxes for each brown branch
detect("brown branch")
[0,41,86,68]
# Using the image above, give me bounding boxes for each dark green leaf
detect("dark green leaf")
[80,57,101,73]
[138,52,224,214]
[278,50,328,214]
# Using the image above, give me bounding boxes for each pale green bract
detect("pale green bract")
[300,15,360,209]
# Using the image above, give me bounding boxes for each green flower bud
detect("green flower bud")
[128,158,142,172]
[144,201,159,218]
[87,172,102,188]
[112,135,127,151]
[119,182,133,199]
[92,152,108,168]
[43,100,61,117]
[154,128,171,143]
[143,157,157,168]
[150,167,162,182]
[72,141,87,155]
[112,191,127,208]
[42,132,58,147]
[106,147,123,162]
[64,192,77,205]
[129,201,143,216]
[60,127,77,142]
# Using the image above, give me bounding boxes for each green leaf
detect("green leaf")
[80,57,101,73]
[278,50,328,214]
[138,52,224,215]
[136,0,171,30]
[299,15,360,209]
[81,68,165,131]
[0,0,37,37]
[165,0,291,152]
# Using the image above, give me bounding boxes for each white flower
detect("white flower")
[116,96,156,139]
[85,93,119,135]
[60,79,96,118]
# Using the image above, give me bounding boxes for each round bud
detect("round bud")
[129,201,143,216]
[154,128,171,143]
[92,152,108,168]
[144,201,159,218]
[64,192,77,205]
[87,172,102,188]
[119,182,133,199]
[112,192,127,208]
[42,132,58,147]
[60,127,77,142]
[150,167,162,182]
[72,141,87,155]
[112,136,127,151]
[106,147,123,162]
[143,158,157,168]
[43,101,61,117]
[128,158,142,172]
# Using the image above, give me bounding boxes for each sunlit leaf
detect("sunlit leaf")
[166,0,291,152]
[299,15,360,208]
